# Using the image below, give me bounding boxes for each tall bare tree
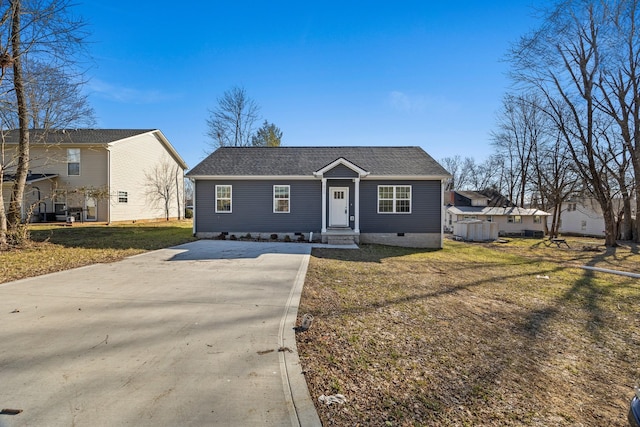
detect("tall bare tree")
[25,61,95,129]
[491,93,546,207]
[0,0,87,247]
[206,86,261,150]
[531,130,581,236]
[508,0,620,246]
[593,0,640,241]
[145,159,181,221]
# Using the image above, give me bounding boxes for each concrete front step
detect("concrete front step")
[327,235,356,245]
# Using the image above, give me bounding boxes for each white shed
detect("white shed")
[454,220,499,242]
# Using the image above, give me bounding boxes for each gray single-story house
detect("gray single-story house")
[186,146,451,248]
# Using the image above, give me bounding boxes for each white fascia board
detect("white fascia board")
[365,175,451,180]
[187,175,316,181]
[313,157,370,177]
[26,174,59,184]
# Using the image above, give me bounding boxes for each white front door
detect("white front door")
[329,187,349,227]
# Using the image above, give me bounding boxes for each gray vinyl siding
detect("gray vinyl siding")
[195,180,322,232]
[359,180,442,233]
[323,164,359,178]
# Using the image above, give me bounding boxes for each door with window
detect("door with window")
[85,197,97,221]
[329,187,349,227]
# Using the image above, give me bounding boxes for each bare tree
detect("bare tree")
[25,61,95,129]
[441,156,461,190]
[0,60,95,130]
[593,0,640,241]
[145,159,180,221]
[251,120,282,147]
[0,0,87,247]
[441,155,493,190]
[206,86,260,150]
[491,93,546,207]
[531,130,581,236]
[466,156,502,193]
[184,178,194,205]
[508,0,620,246]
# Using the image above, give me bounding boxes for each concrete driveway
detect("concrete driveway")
[0,240,321,426]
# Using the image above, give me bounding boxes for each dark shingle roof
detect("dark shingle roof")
[187,146,450,177]
[3,129,155,144]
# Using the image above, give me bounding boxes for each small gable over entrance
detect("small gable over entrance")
[313,157,370,179]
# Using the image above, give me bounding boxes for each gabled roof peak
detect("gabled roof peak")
[313,157,370,177]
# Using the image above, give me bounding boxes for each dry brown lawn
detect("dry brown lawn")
[297,237,640,426]
[0,221,195,284]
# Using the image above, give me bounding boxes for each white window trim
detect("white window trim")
[215,185,232,213]
[377,185,412,214]
[273,185,290,213]
[508,215,523,223]
[67,148,81,176]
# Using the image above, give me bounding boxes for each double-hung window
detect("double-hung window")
[378,185,411,213]
[273,185,290,213]
[67,148,80,176]
[508,215,522,223]
[216,185,232,213]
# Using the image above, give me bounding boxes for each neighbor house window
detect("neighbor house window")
[54,189,67,213]
[273,185,290,213]
[486,216,492,222]
[67,148,80,176]
[378,185,411,213]
[216,185,232,213]
[581,220,587,230]
[534,215,542,224]
[508,215,522,223]
[118,191,128,203]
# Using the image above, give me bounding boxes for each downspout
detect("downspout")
[106,146,111,224]
[354,177,360,233]
[321,178,327,233]
[191,178,196,236]
[441,178,445,248]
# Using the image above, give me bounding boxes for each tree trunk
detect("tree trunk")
[635,163,640,242]
[619,192,633,241]
[7,0,30,230]
[601,199,618,247]
[174,167,181,220]
[0,172,7,248]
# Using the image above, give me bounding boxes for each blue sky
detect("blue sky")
[76,1,543,170]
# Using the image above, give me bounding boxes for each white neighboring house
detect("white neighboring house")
[554,198,631,237]
[445,190,550,238]
[1,129,188,223]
